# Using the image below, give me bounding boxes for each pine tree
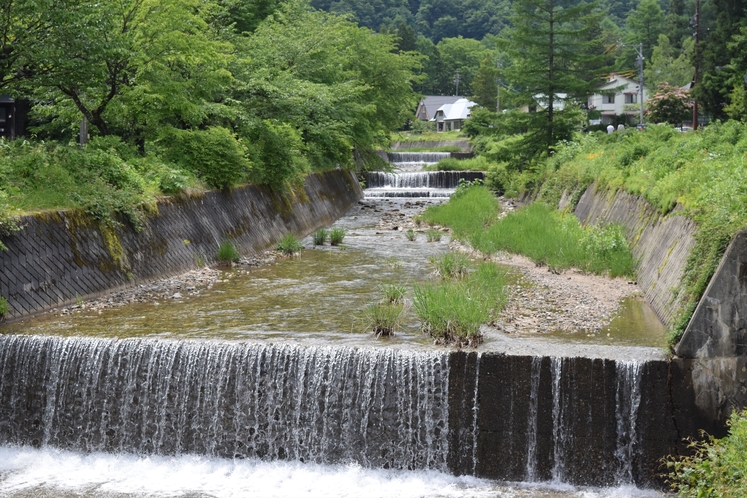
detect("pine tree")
[501,0,608,153]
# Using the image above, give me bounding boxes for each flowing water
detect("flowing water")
[0,180,668,497]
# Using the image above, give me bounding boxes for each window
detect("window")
[603,94,615,104]
[624,93,637,104]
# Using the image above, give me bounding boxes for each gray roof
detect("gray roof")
[417,96,463,120]
[432,98,477,122]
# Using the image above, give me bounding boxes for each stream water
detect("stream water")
[0,157,669,497]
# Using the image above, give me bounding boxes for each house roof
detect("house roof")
[597,74,645,91]
[417,96,463,120]
[432,98,477,122]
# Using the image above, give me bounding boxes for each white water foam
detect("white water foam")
[0,446,664,497]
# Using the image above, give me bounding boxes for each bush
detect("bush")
[312,228,328,245]
[245,120,309,190]
[0,296,8,317]
[276,234,303,255]
[666,410,747,497]
[217,240,240,263]
[329,227,346,246]
[161,126,251,190]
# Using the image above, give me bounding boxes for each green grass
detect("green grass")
[276,234,303,255]
[421,183,500,240]
[312,227,328,245]
[362,302,404,337]
[405,229,416,241]
[391,130,465,142]
[430,252,469,279]
[216,240,240,263]
[391,146,463,153]
[424,186,635,279]
[0,296,8,316]
[329,227,346,246]
[666,410,747,497]
[413,261,507,346]
[426,229,442,242]
[380,283,406,304]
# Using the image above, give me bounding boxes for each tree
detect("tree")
[436,36,487,96]
[644,35,694,88]
[501,0,608,153]
[472,54,499,110]
[617,0,665,68]
[646,83,692,124]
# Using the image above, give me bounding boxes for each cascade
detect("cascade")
[387,152,451,166]
[364,172,484,190]
[524,356,542,482]
[0,335,450,471]
[614,361,643,484]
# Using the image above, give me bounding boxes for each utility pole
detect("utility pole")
[454,71,461,97]
[691,0,700,130]
[619,42,646,126]
[496,56,501,113]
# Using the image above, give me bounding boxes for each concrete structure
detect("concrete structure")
[588,74,647,125]
[432,98,477,132]
[0,170,362,321]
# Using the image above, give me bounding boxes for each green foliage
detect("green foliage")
[217,240,241,263]
[161,127,251,190]
[666,410,747,497]
[405,229,416,241]
[312,228,329,245]
[0,296,8,316]
[426,229,442,242]
[329,227,346,246]
[380,283,406,304]
[276,234,304,255]
[362,302,404,337]
[413,261,507,346]
[421,183,499,240]
[498,120,747,346]
[0,190,20,251]
[430,252,469,279]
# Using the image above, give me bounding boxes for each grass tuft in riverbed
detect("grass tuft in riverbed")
[413,260,507,346]
[217,240,240,263]
[312,228,328,245]
[276,234,303,255]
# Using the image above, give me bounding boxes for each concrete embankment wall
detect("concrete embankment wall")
[573,184,747,429]
[0,170,362,321]
[573,185,697,329]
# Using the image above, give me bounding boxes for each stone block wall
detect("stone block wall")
[0,170,362,321]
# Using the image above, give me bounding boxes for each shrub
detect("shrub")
[0,296,8,317]
[405,229,416,241]
[217,240,240,263]
[312,228,328,245]
[245,120,309,190]
[362,302,404,337]
[666,410,747,497]
[276,234,303,255]
[329,227,346,246]
[426,229,442,242]
[161,126,251,190]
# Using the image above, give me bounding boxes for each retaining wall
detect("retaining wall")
[390,140,473,151]
[0,170,362,321]
[574,185,697,328]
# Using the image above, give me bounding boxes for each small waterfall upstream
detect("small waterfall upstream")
[364,151,484,199]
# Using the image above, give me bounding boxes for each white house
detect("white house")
[415,96,463,121]
[431,98,477,132]
[587,74,647,125]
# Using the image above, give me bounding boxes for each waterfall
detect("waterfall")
[524,356,542,481]
[0,335,450,471]
[471,353,481,475]
[550,357,567,483]
[364,172,484,189]
[614,361,643,484]
[387,152,451,165]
